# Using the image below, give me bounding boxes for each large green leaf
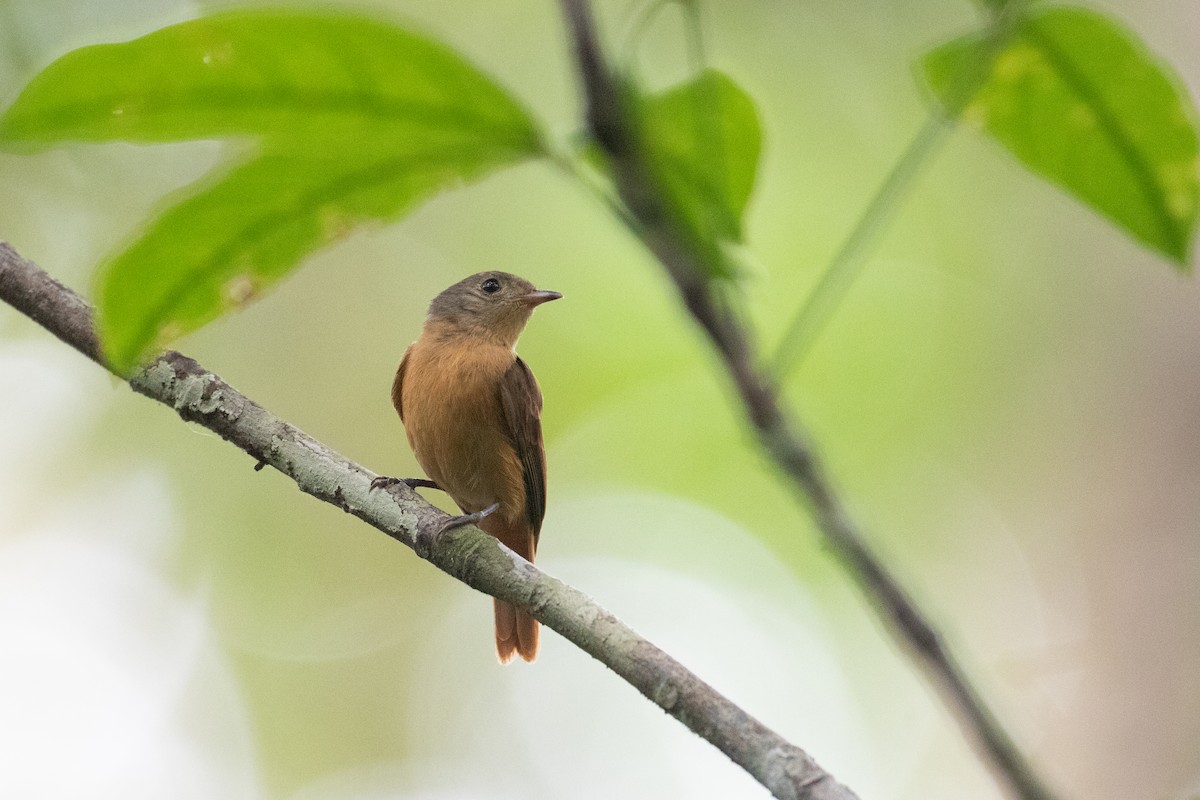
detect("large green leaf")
[0,9,538,157]
[634,70,762,276]
[924,7,1200,266]
[97,150,509,372]
[0,9,543,372]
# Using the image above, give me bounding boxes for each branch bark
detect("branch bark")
[0,241,858,800]
[556,3,1060,800]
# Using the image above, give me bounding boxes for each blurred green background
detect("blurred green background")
[2,1,1198,799]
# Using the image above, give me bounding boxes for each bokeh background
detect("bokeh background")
[2,1,1198,798]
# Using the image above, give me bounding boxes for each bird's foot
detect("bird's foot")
[439,502,500,534]
[370,476,441,492]
[413,502,500,558]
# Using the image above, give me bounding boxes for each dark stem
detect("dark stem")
[556,3,1060,800]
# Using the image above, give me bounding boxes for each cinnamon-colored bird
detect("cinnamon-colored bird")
[389,271,560,663]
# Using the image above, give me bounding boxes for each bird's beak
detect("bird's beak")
[522,289,563,306]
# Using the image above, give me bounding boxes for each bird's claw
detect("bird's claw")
[370,476,399,492]
[370,476,441,492]
[412,503,499,559]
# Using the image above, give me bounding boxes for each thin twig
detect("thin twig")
[555,3,1061,800]
[0,241,859,800]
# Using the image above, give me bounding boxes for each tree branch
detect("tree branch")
[0,241,858,800]
[556,3,1061,800]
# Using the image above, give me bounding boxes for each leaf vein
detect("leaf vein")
[1023,23,1183,255]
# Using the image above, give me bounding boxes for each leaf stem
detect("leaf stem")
[771,107,952,375]
[771,1,1028,378]
[545,146,642,235]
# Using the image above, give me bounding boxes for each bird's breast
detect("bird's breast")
[400,339,524,516]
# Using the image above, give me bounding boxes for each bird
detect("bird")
[384,271,560,663]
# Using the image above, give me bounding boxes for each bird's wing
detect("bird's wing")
[391,344,413,421]
[497,356,547,538]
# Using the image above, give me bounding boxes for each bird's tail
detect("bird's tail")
[493,598,538,664]
[481,514,539,663]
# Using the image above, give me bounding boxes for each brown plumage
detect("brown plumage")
[391,271,560,663]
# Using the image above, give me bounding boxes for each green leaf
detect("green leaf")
[634,69,762,276]
[0,9,539,157]
[98,148,510,373]
[0,9,543,372]
[924,7,1200,266]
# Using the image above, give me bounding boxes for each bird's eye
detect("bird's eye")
[481,278,501,294]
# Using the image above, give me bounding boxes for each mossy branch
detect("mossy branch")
[0,240,858,800]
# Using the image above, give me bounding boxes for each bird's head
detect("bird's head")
[425,271,561,348]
